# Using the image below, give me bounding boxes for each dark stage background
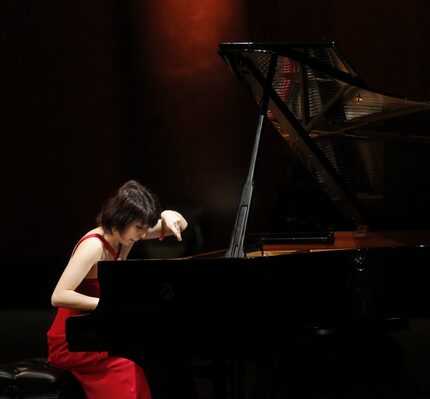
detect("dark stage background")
[2,1,430,395]
[2,0,430,258]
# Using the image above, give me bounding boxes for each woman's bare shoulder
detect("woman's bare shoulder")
[72,228,105,258]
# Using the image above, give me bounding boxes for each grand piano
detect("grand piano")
[66,42,430,397]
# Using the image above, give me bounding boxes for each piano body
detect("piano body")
[66,42,430,396]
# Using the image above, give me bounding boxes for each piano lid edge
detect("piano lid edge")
[244,229,430,257]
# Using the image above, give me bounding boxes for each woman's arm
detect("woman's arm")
[51,238,103,311]
[145,210,188,241]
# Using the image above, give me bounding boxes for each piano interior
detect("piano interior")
[219,42,430,256]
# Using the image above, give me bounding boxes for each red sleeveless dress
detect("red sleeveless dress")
[47,234,152,399]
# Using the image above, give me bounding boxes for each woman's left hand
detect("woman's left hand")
[160,210,188,241]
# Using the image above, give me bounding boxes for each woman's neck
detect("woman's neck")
[99,227,121,249]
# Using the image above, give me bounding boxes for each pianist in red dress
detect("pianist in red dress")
[46,180,188,399]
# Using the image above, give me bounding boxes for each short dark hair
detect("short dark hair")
[96,180,161,233]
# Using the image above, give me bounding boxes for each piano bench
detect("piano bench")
[0,358,86,399]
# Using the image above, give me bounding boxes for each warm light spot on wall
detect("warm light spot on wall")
[136,0,247,76]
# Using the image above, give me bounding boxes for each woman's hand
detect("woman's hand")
[160,210,188,241]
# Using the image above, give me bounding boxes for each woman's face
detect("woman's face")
[119,220,149,245]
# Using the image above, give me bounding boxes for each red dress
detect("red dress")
[47,234,152,399]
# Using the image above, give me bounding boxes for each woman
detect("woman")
[47,180,188,399]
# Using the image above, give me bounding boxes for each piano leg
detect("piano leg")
[139,355,198,399]
[231,360,245,399]
[248,330,411,398]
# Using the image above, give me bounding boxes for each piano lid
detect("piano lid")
[219,41,430,231]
